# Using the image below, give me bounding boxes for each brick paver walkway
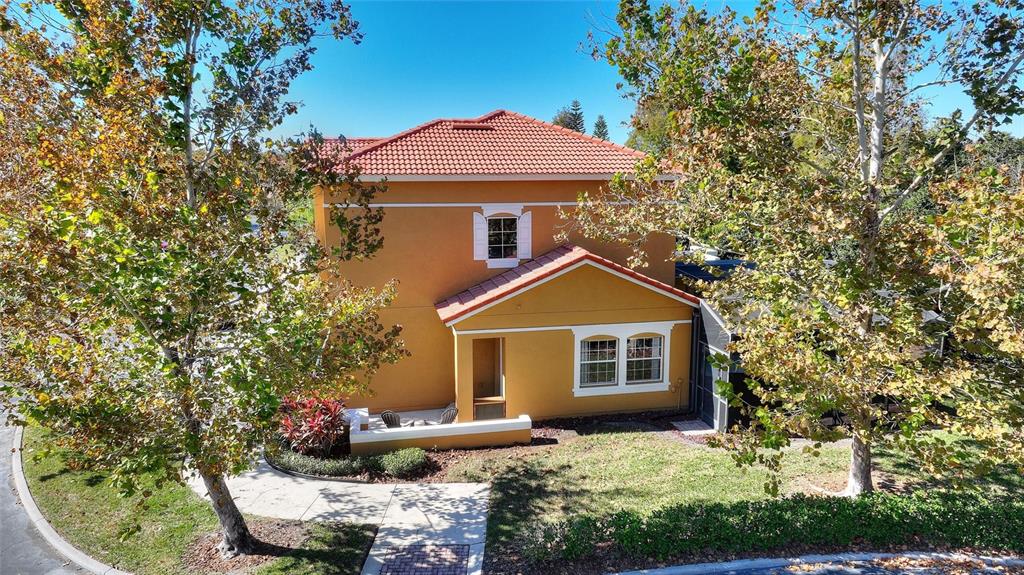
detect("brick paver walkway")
[380,544,469,575]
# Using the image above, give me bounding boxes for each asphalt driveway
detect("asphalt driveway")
[1,423,84,575]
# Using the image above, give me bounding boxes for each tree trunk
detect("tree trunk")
[199,469,255,558]
[844,434,874,496]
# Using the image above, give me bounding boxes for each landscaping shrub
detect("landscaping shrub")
[266,447,378,477]
[267,445,430,480]
[278,396,348,457]
[522,491,1024,564]
[379,448,429,479]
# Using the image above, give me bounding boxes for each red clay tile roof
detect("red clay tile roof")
[333,110,645,176]
[435,244,700,325]
[323,137,383,154]
[344,137,384,151]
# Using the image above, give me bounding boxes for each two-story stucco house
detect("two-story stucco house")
[314,110,723,454]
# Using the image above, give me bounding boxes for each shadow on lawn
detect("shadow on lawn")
[37,466,106,488]
[485,459,582,546]
[874,442,1024,498]
[260,523,376,575]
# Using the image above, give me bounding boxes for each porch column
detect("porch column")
[454,333,474,423]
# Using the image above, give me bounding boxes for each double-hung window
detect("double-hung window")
[579,338,617,387]
[625,336,663,383]
[487,217,518,259]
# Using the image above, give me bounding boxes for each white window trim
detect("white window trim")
[473,205,532,268]
[481,204,523,217]
[487,257,521,269]
[485,215,519,263]
[571,321,677,397]
[625,336,664,384]
[579,337,618,388]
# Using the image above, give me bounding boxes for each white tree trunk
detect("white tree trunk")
[844,434,874,496]
[200,469,255,558]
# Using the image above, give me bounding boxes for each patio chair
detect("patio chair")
[380,410,408,428]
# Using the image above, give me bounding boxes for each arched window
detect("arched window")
[579,336,617,387]
[571,322,681,397]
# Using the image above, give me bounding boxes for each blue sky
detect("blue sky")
[275,1,1023,145]
[277,1,636,143]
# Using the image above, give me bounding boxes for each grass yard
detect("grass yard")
[444,425,847,547]
[20,426,374,575]
[441,422,1024,573]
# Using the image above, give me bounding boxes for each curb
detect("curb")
[11,426,133,575]
[613,551,1024,575]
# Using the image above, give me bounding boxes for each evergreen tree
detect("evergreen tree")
[593,115,610,140]
[552,100,586,133]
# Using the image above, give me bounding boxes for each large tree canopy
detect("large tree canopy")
[0,0,403,557]
[577,0,1024,495]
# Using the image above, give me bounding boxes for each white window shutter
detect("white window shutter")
[517,211,532,259]
[473,212,488,260]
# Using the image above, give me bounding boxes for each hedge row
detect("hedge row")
[266,447,429,480]
[523,492,1024,562]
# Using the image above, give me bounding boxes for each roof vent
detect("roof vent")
[451,122,495,130]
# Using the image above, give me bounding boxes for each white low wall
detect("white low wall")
[349,414,533,454]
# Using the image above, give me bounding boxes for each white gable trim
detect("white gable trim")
[452,320,691,335]
[444,259,698,327]
[350,174,681,182]
[325,201,617,209]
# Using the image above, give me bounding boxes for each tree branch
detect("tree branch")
[879,49,1024,222]
[848,0,871,185]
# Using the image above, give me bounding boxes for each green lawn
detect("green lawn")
[441,424,1023,564]
[20,426,373,575]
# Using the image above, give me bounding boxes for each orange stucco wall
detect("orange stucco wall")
[452,264,693,421]
[314,180,687,416]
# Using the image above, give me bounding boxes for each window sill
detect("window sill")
[486,258,520,269]
[573,382,670,397]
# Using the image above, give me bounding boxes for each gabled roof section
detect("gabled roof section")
[333,110,646,177]
[436,244,700,325]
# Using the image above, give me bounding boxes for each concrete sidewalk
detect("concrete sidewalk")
[188,461,489,575]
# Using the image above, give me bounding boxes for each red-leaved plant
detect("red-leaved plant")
[279,396,348,457]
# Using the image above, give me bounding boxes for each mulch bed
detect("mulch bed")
[182,518,308,574]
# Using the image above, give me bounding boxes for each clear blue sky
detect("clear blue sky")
[276,1,1023,145]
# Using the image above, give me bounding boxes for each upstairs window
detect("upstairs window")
[473,206,531,268]
[487,217,518,259]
